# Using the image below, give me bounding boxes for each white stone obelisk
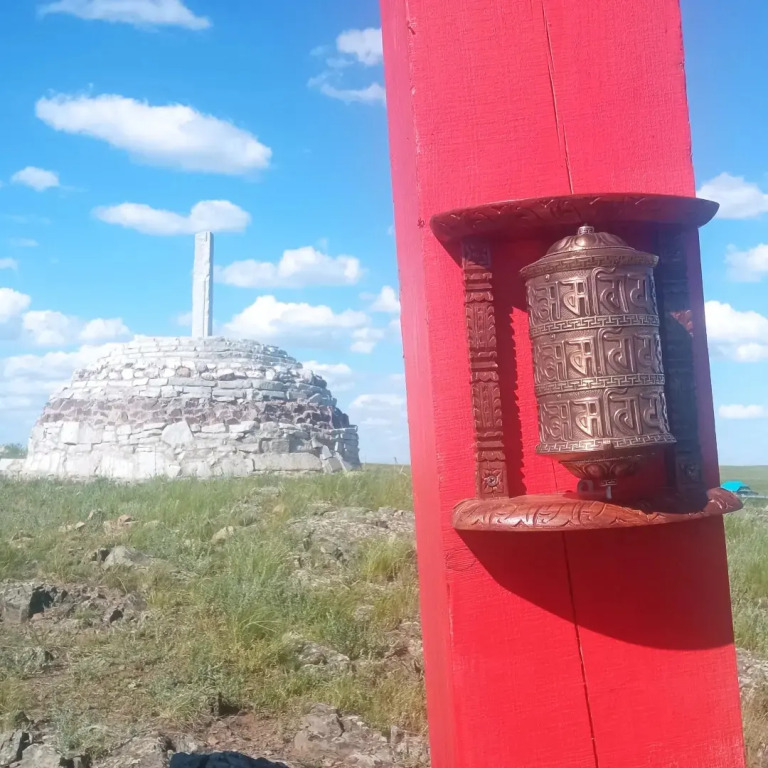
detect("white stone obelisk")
[192,231,213,338]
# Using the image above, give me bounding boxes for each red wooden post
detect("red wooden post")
[380,2,746,767]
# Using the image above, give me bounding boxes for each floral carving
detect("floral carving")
[453,487,742,531]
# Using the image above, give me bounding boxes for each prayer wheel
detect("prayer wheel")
[520,225,675,488]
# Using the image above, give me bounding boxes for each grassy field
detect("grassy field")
[0,467,422,759]
[1,465,768,764]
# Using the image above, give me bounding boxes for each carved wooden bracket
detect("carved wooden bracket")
[433,193,742,531]
[462,238,508,498]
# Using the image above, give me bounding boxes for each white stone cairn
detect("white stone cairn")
[17,336,360,481]
[192,232,213,338]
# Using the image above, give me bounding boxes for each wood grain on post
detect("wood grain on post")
[380,1,746,766]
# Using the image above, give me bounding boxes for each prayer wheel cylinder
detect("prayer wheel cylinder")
[520,225,675,488]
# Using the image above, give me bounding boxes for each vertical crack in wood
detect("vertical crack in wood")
[541,0,574,193]
[461,238,508,498]
[562,533,600,768]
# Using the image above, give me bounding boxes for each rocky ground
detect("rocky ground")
[0,473,426,768]
[3,473,768,766]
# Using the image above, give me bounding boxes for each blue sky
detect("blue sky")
[0,0,766,466]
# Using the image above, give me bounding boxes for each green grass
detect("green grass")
[0,466,422,746]
[4,464,768,764]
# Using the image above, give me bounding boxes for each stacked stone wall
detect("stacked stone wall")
[21,337,360,480]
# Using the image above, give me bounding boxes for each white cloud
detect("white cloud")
[9,238,39,248]
[309,28,385,106]
[0,396,37,413]
[225,295,370,351]
[80,317,131,342]
[0,288,31,325]
[22,311,78,346]
[2,345,112,382]
[705,300,768,362]
[349,391,408,442]
[697,173,768,219]
[351,326,385,354]
[10,166,60,191]
[94,199,250,235]
[21,309,130,347]
[0,259,17,271]
[39,0,210,29]
[36,94,271,175]
[0,334,123,437]
[0,342,121,424]
[215,246,362,288]
[719,404,768,420]
[0,288,31,341]
[725,243,768,282]
[336,28,383,66]
[302,361,354,391]
[369,285,400,314]
[351,393,405,410]
[308,76,386,105]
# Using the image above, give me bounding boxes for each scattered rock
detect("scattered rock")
[296,642,351,675]
[0,583,63,624]
[6,646,55,675]
[211,527,237,545]
[90,548,111,564]
[0,730,29,767]
[1,580,146,631]
[102,515,137,535]
[389,727,429,766]
[170,738,200,756]
[102,546,154,570]
[289,507,415,583]
[293,705,394,767]
[58,522,87,534]
[293,705,342,756]
[738,647,768,700]
[14,743,67,767]
[93,735,172,768]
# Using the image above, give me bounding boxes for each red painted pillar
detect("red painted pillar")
[380,2,746,767]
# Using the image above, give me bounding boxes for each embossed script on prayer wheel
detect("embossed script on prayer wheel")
[520,225,675,489]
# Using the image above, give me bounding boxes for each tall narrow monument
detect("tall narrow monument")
[192,231,213,338]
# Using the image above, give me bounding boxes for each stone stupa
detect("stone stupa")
[13,232,360,481]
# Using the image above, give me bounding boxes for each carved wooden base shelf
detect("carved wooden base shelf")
[453,488,742,532]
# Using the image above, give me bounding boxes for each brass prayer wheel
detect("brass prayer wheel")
[520,225,675,488]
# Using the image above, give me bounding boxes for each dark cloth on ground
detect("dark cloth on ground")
[170,753,290,768]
